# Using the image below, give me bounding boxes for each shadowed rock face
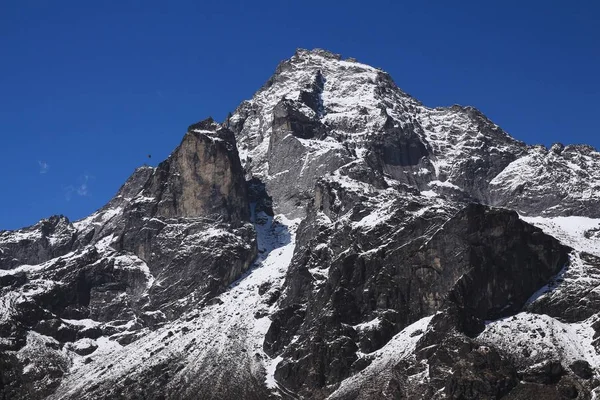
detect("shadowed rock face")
[272,99,327,141]
[2,49,600,400]
[366,116,433,189]
[0,215,79,269]
[267,194,569,398]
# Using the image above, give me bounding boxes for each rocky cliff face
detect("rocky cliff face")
[0,118,256,399]
[2,48,600,400]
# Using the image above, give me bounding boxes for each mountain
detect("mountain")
[1,48,600,399]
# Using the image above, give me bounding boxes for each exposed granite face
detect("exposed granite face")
[2,48,600,400]
[365,114,434,190]
[265,113,352,218]
[147,118,250,223]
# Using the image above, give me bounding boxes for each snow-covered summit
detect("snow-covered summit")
[228,49,598,219]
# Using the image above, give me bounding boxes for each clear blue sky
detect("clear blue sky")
[1,1,598,230]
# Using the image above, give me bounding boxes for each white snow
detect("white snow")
[329,316,433,399]
[0,229,40,244]
[94,234,116,252]
[522,215,600,257]
[420,190,438,197]
[264,355,284,390]
[192,129,217,135]
[428,179,461,190]
[0,263,44,277]
[352,199,396,230]
[490,145,600,206]
[480,312,600,368]
[73,206,122,232]
[352,317,381,331]
[61,319,100,330]
[131,195,156,204]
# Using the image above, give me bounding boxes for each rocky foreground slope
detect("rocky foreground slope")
[2,49,600,399]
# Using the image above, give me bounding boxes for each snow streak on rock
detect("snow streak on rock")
[50,212,300,399]
[328,316,433,399]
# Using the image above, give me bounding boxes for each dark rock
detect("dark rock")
[0,272,27,288]
[268,199,567,397]
[570,360,594,380]
[444,343,519,399]
[520,360,564,384]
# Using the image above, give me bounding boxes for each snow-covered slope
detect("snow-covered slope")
[492,144,600,217]
[522,215,600,257]
[48,212,299,400]
[328,316,433,399]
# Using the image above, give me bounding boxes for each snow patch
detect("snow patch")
[329,316,433,398]
[480,312,600,368]
[522,215,600,257]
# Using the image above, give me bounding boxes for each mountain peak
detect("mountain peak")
[187,117,218,132]
[294,47,342,61]
[3,48,600,400]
